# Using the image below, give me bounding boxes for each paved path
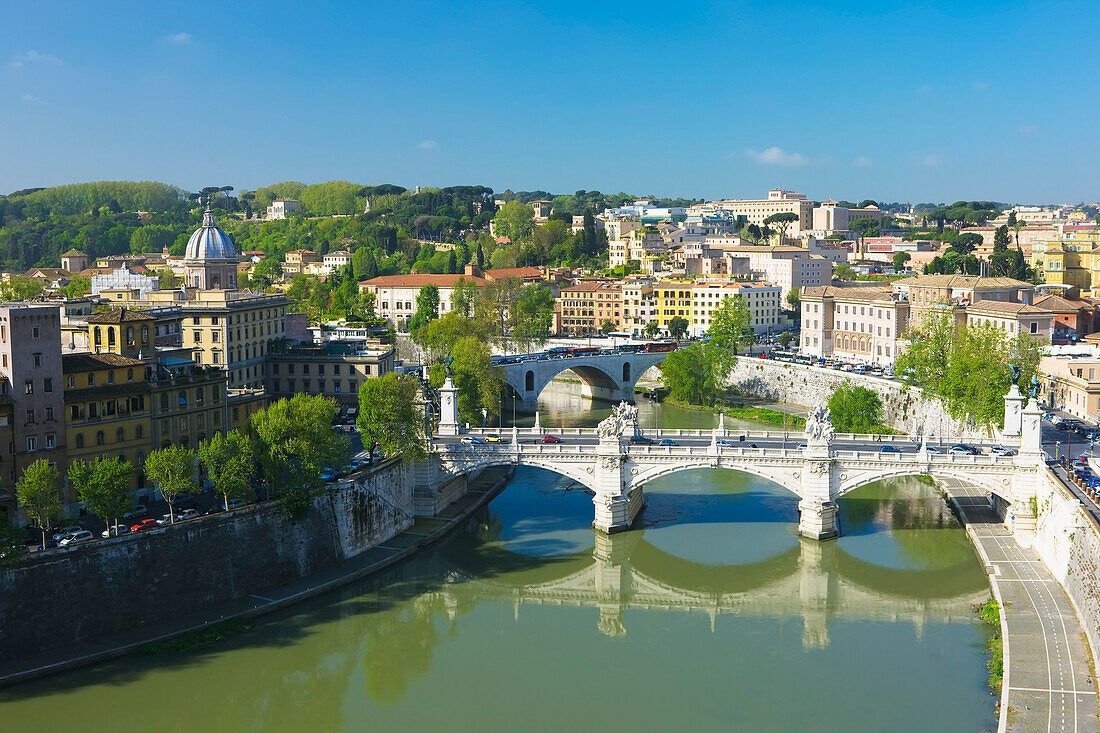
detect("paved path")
[943,478,1099,733]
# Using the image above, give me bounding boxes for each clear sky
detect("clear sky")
[2,1,1097,204]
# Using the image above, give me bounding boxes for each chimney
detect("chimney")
[464,263,483,278]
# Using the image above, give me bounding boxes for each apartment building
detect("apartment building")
[690,281,782,337]
[267,341,395,407]
[717,246,831,300]
[621,280,656,336]
[0,305,66,488]
[283,249,318,276]
[800,283,909,367]
[896,274,1039,326]
[1040,355,1100,424]
[704,190,815,238]
[321,250,353,275]
[1030,229,1100,294]
[359,272,489,331]
[608,228,665,268]
[555,282,622,335]
[654,281,694,329]
[266,199,300,220]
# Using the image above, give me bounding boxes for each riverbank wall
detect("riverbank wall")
[727,359,987,441]
[0,459,418,664]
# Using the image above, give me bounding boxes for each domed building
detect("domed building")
[184,207,238,290]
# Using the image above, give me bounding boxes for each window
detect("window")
[116,428,125,443]
[44,378,52,393]
[1030,322,1038,334]
[160,393,169,410]
[31,326,39,338]
[106,400,116,416]
[334,382,341,393]
[27,436,36,452]
[25,409,34,424]
[136,424,143,439]
[32,353,41,367]
[96,431,105,446]
[212,331,219,343]
[87,374,95,387]
[193,330,202,343]
[68,375,75,389]
[89,402,99,419]
[127,368,134,382]
[24,380,32,395]
[107,371,115,385]
[75,434,84,448]
[178,390,187,406]
[44,406,53,422]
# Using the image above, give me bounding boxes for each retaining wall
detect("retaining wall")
[0,459,415,663]
[727,359,988,441]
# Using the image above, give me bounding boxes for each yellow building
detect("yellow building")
[1031,231,1100,294]
[62,352,152,497]
[654,281,694,328]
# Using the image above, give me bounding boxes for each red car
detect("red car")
[542,434,562,444]
[130,518,159,533]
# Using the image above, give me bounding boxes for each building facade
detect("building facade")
[555,282,622,335]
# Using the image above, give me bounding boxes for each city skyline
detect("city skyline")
[2,1,1098,202]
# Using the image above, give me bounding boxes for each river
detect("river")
[0,385,997,732]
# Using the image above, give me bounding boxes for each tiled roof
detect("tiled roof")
[897,274,1029,288]
[60,249,86,257]
[63,352,146,371]
[965,300,1049,315]
[484,266,543,280]
[86,309,155,324]
[359,274,488,288]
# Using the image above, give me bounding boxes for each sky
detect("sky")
[2,0,1098,204]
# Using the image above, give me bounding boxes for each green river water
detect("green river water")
[0,386,997,732]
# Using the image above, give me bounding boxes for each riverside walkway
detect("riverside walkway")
[944,478,1099,733]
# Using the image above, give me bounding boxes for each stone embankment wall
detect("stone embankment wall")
[1031,467,1100,658]
[727,359,989,441]
[0,459,415,663]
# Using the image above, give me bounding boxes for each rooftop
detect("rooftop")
[86,309,155,324]
[359,273,489,288]
[63,352,146,371]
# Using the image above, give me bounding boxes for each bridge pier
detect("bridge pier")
[798,500,839,541]
[799,437,839,541]
[592,434,645,534]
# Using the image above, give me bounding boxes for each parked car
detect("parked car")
[880,445,903,453]
[227,499,247,510]
[52,526,82,542]
[101,524,130,538]
[990,446,1017,456]
[176,508,201,521]
[924,445,943,454]
[156,514,175,526]
[542,434,562,444]
[630,435,656,445]
[796,443,808,449]
[460,436,485,444]
[59,530,94,546]
[658,438,679,446]
[36,539,58,551]
[123,505,147,519]
[131,518,159,532]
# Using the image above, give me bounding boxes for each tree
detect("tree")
[0,276,44,301]
[661,342,736,406]
[834,263,857,280]
[408,284,440,338]
[848,216,880,239]
[61,276,90,299]
[763,212,799,243]
[827,383,884,433]
[357,373,428,464]
[158,269,182,289]
[250,258,283,288]
[951,232,983,255]
[600,318,617,335]
[451,276,478,317]
[667,316,688,339]
[510,283,555,351]
[198,430,254,510]
[70,458,133,537]
[251,395,348,519]
[993,225,1011,253]
[16,459,63,548]
[644,321,660,338]
[785,287,801,314]
[429,336,502,426]
[707,296,752,354]
[777,330,795,348]
[1006,210,1017,227]
[144,447,197,524]
[492,201,535,242]
[892,251,911,272]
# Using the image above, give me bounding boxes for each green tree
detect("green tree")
[644,320,661,338]
[408,284,440,338]
[250,258,283,288]
[600,318,617,335]
[777,330,795,348]
[785,287,801,313]
[511,283,555,351]
[667,316,688,339]
[158,269,182,289]
[61,276,90,299]
[892,251,911,272]
[251,395,348,519]
[144,447,197,523]
[834,262,857,280]
[492,201,535,242]
[849,216,880,238]
[0,276,44,301]
[198,430,255,510]
[763,212,800,243]
[16,459,63,548]
[992,225,1011,253]
[70,457,133,537]
[707,296,752,354]
[661,342,735,406]
[357,373,428,464]
[451,276,478,317]
[827,383,884,433]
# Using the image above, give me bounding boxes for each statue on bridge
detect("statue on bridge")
[597,401,640,440]
[805,406,834,443]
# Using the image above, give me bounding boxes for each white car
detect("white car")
[52,526,82,542]
[176,508,201,521]
[101,524,131,538]
[59,530,94,546]
[990,446,1018,456]
[156,514,174,525]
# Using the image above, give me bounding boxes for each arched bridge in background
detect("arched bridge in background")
[496,350,670,412]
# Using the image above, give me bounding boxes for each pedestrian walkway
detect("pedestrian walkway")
[944,479,1099,733]
[0,467,513,688]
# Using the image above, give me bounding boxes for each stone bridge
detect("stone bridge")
[427,380,1043,542]
[497,350,669,412]
[431,531,989,647]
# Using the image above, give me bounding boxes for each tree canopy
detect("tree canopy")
[357,373,428,463]
[827,384,885,433]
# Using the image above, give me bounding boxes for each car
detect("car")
[716,439,737,447]
[130,518,159,532]
[924,445,943,454]
[52,526,82,542]
[950,444,980,455]
[156,514,175,526]
[176,508,201,521]
[484,434,503,443]
[629,435,656,445]
[658,438,679,446]
[796,443,808,449]
[227,499,247,510]
[880,445,902,453]
[122,504,147,519]
[460,436,485,445]
[101,524,130,538]
[59,530,94,546]
[542,434,562,443]
[990,446,1017,456]
[36,540,58,551]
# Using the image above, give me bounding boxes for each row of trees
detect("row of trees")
[14,395,350,549]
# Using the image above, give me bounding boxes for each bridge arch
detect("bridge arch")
[627,461,804,498]
[436,455,600,494]
[500,352,668,413]
[835,466,1014,504]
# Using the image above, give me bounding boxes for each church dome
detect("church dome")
[185,208,237,261]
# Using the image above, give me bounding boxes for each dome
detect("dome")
[185,208,237,261]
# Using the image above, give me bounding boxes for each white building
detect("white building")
[358,271,488,331]
[690,280,783,337]
[266,199,301,220]
[699,190,815,238]
[90,267,160,298]
[800,283,909,367]
[717,246,832,300]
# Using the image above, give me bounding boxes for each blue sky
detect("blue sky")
[2,1,1097,204]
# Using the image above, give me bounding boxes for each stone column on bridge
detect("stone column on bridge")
[1002,384,1025,439]
[1008,397,1044,543]
[436,377,460,436]
[592,403,645,534]
[798,406,839,541]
